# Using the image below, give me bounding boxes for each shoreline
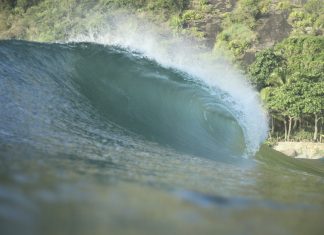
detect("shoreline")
[272,141,324,159]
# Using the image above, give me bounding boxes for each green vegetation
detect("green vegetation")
[213,0,323,143]
[214,0,270,61]
[288,0,324,35]
[0,0,100,40]
[215,23,257,59]
[250,36,323,142]
[0,0,189,40]
[0,0,323,143]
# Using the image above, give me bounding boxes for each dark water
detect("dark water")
[0,40,323,235]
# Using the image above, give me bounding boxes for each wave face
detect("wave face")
[0,40,250,160]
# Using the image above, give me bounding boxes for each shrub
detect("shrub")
[214,23,257,59]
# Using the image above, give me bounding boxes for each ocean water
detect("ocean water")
[0,40,323,235]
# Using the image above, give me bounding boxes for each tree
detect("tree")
[249,35,323,141]
[267,81,304,141]
[275,36,324,80]
[248,48,285,91]
[302,81,324,141]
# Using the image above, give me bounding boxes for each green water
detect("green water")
[0,40,323,235]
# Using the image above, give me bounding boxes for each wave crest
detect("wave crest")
[68,15,268,155]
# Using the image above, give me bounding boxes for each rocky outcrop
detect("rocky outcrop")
[274,142,324,159]
[256,11,292,50]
